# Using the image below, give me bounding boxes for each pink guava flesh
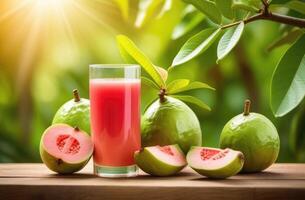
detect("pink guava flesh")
[188,147,241,170]
[42,124,93,164]
[146,145,186,166]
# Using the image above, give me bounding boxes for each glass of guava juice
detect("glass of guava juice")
[89,64,141,177]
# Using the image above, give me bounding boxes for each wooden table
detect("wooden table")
[0,163,305,200]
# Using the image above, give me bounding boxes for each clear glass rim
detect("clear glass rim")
[89,64,140,69]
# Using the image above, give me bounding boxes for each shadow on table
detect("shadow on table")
[190,171,285,181]
[48,173,96,179]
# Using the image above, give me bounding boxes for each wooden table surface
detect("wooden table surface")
[0,163,305,200]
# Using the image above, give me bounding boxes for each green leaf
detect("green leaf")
[183,0,222,24]
[271,34,305,117]
[172,5,205,40]
[232,2,260,12]
[117,35,165,88]
[215,0,234,19]
[171,95,211,111]
[114,0,129,20]
[172,28,222,67]
[286,0,305,15]
[217,22,244,62]
[168,81,215,94]
[135,0,171,27]
[167,79,190,93]
[141,77,160,90]
[267,29,304,52]
[156,66,168,82]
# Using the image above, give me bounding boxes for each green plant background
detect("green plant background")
[0,0,303,163]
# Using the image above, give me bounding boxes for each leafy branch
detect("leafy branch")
[116,35,215,111]
[222,1,305,29]
[171,0,305,117]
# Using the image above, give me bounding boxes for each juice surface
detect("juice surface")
[90,79,141,166]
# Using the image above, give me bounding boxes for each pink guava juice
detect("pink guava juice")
[90,78,141,167]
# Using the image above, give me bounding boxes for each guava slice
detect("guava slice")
[187,147,244,179]
[134,144,187,176]
[53,89,90,134]
[40,124,93,174]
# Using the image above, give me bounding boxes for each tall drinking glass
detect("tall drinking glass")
[89,64,141,177]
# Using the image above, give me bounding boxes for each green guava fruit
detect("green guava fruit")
[40,124,93,174]
[141,96,202,153]
[219,100,280,173]
[52,89,90,134]
[134,144,187,176]
[187,147,244,179]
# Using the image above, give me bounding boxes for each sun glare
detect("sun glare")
[0,0,116,92]
[32,0,70,8]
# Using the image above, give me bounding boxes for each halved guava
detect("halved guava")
[134,144,187,176]
[40,124,93,174]
[187,147,244,179]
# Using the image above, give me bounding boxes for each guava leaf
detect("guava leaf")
[217,22,244,62]
[285,0,305,15]
[232,2,260,12]
[183,0,222,24]
[271,34,305,117]
[114,0,129,21]
[135,0,171,27]
[171,95,211,111]
[156,66,168,82]
[172,28,222,67]
[267,29,304,52]
[172,5,205,40]
[215,0,234,19]
[117,35,165,88]
[167,79,190,93]
[141,77,160,90]
[168,81,215,94]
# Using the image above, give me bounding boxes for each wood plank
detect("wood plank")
[0,163,305,200]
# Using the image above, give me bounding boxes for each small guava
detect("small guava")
[187,147,244,179]
[219,100,280,173]
[53,89,90,134]
[134,144,187,176]
[141,96,202,153]
[40,124,93,174]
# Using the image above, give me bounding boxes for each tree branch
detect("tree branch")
[222,0,305,29]
[221,12,305,29]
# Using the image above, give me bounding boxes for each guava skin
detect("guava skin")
[52,98,90,134]
[134,145,186,176]
[40,144,90,174]
[141,96,202,153]
[220,112,280,173]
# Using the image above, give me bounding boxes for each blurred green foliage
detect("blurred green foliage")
[0,0,304,163]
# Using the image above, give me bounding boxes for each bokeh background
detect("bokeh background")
[0,0,303,163]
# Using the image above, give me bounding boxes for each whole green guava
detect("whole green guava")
[219,100,280,173]
[52,89,90,134]
[141,96,202,153]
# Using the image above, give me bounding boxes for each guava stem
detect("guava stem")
[158,88,167,102]
[243,99,251,116]
[73,89,80,102]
